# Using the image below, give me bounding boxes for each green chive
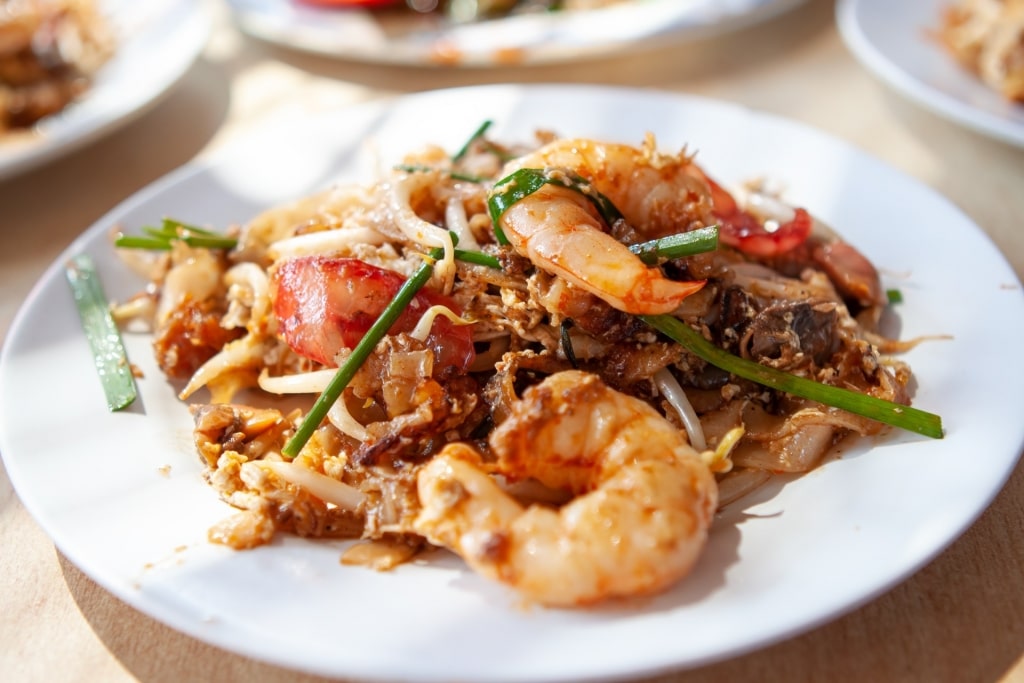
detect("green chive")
[454,248,501,269]
[640,314,943,439]
[629,226,720,264]
[114,218,237,250]
[65,254,137,411]
[452,119,493,162]
[395,164,486,184]
[113,235,174,250]
[886,288,903,304]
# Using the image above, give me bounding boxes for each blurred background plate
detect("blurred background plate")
[0,0,210,182]
[837,0,1024,148]
[226,0,807,67]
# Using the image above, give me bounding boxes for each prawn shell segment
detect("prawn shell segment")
[270,256,475,373]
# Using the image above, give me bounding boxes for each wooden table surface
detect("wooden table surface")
[2,1,1023,681]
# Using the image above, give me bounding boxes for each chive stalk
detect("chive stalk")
[394,164,486,184]
[452,119,494,162]
[65,254,137,411]
[629,226,719,264]
[453,248,501,269]
[114,218,237,250]
[640,314,944,439]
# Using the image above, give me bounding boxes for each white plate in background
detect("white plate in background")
[0,0,210,181]
[837,0,1024,147]
[2,85,1023,682]
[227,0,806,66]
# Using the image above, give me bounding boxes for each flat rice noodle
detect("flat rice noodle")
[716,468,774,508]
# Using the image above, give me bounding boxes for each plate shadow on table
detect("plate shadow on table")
[228,0,835,98]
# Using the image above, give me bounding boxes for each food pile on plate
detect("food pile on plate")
[938,0,1024,101]
[0,0,114,133]
[108,124,943,606]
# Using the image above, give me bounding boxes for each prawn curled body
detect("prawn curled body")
[496,137,713,315]
[413,370,718,607]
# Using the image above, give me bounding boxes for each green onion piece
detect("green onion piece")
[629,226,720,264]
[177,233,238,249]
[141,225,172,240]
[487,167,624,245]
[452,119,493,162]
[114,218,237,250]
[640,314,944,439]
[395,164,486,184]
[454,248,501,269]
[163,218,222,236]
[886,288,903,304]
[281,247,444,458]
[112,235,175,250]
[65,254,137,411]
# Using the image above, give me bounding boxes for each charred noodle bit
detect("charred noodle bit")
[641,314,945,439]
[281,247,446,458]
[65,255,137,411]
[114,218,238,250]
[560,320,579,368]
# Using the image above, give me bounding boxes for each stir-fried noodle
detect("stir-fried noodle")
[113,127,935,606]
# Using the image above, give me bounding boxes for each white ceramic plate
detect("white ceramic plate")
[837,0,1024,148]
[0,0,209,181]
[226,0,805,66]
[2,85,1023,682]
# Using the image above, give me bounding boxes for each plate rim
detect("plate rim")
[3,83,1024,682]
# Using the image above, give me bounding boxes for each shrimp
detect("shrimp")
[495,137,712,315]
[413,370,718,606]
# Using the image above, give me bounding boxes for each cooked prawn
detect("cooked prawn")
[496,137,712,315]
[413,370,718,607]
